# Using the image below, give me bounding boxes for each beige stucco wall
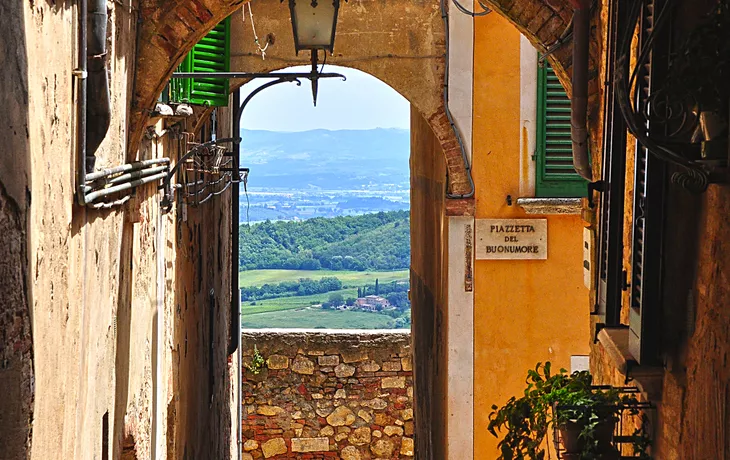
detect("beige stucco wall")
[0,1,236,459]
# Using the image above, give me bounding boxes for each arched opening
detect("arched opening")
[140,1,601,458]
[231,63,450,458]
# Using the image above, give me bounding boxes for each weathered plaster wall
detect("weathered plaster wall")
[226,0,475,200]
[409,107,449,459]
[130,0,599,206]
[0,1,236,458]
[472,13,591,456]
[240,330,414,459]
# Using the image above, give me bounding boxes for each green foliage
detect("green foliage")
[239,211,410,271]
[488,363,648,460]
[241,288,359,315]
[386,291,410,310]
[362,280,409,301]
[245,345,266,375]
[322,292,344,309]
[240,276,343,301]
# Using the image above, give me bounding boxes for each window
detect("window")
[170,16,232,107]
[596,0,628,327]
[596,0,666,366]
[535,61,587,197]
[627,0,666,365]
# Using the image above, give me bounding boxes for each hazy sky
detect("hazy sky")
[239,66,410,132]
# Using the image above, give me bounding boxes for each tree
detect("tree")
[375,278,380,295]
[327,292,344,307]
[357,287,362,298]
[386,292,410,310]
[345,297,356,306]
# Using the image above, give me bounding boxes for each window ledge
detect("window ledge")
[516,197,582,215]
[596,326,664,400]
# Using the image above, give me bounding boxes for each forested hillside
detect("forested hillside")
[239,211,410,271]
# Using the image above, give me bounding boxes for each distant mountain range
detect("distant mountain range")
[239,128,410,190]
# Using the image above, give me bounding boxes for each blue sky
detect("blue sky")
[239,66,410,132]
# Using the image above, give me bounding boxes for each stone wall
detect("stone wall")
[241,330,413,459]
[0,0,237,456]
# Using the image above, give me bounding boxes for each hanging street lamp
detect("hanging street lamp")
[285,0,344,105]
[287,0,341,55]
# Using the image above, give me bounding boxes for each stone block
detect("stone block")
[349,426,372,445]
[261,438,287,458]
[404,421,414,435]
[401,437,414,456]
[382,376,405,389]
[362,398,388,410]
[360,361,381,372]
[266,354,289,370]
[335,389,347,399]
[257,405,285,416]
[318,355,340,366]
[341,350,368,363]
[401,357,412,371]
[374,412,389,426]
[291,437,330,452]
[292,355,315,374]
[358,409,373,423]
[335,363,356,378]
[341,445,362,460]
[326,405,356,426]
[319,425,334,436]
[382,361,402,372]
[384,425,403,436]
[370,439,395,457]
[243,439,259,451]
[401,408,413,421]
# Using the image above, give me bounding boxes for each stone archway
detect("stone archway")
[131,0,594,203]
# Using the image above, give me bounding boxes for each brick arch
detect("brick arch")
[131,0,596,194]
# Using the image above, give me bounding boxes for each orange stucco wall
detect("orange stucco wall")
[471,14,591,455]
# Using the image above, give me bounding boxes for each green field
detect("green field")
[241,287,359,315]
[239,269,409,288]
[242,308,399,329]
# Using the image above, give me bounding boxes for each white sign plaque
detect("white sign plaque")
[475,219,548,260]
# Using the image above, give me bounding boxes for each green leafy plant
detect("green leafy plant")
[487,363,650,460]
[244,345,266,375]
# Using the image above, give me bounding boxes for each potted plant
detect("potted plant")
[488,362,648,460]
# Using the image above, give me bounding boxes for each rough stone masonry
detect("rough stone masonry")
[241,330,413,459]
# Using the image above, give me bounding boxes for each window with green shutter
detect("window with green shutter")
[535,60,587,197]
[170,16,231,107]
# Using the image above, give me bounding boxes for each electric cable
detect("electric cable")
[451,0,491,17]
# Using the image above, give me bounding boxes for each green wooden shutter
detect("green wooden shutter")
[170,16,231,107]
[628,0,666,366]
[536,61,587,197]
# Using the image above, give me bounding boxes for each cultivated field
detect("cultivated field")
[239,269,409,287]
[242,308,399,329]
